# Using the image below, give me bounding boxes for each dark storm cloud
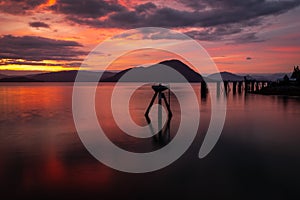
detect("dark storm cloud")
[57,0,299,43]
[0,35,85,61]
[178,0,300,13]
[2,0,299,44]
[50,0,125,18]
[176,0,207,10]
[29,21,50,28]
[246,57,253,60]
[0,0,47,15]
[135,2,157,13]
[61,0,300,29]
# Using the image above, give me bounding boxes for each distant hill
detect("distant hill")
[30,70,116,82]
[207,72,294,82]
[101,68,132,82]
[245,73,293,81]
[103,59,203,82]
[0,76,43,82]
[159,60,203,82]
[0,73,7,79]
[208,71,244,81]
[0,71,116,82]
[0,70,45,76]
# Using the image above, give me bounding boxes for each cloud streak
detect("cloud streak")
[29,21,50,28]
[0,0,47,15]
[0,35,85,62]
[50,0,125,18]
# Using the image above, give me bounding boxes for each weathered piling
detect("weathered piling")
[201,81,208,99]
[232,81,237,94]
[238,81,243,93]
[224,81,229,94]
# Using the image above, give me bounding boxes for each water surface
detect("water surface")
[0,83,299,199]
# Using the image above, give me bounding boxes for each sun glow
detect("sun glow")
[1,64,78,72]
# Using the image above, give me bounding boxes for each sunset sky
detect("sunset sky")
[0,0,300,74]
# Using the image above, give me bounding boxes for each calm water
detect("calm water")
[0,83,300,199]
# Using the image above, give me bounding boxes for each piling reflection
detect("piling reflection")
[145,115,171,146]
[201,81,208,100]
[144,83,173,146]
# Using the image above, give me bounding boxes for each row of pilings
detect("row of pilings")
[241,80,269,93]
[200,80,271,97]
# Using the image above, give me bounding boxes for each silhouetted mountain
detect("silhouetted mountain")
[208,71,244,81]
[0,70,116,82]
[103,59,203,82]
[29,70,116,82]
[0,76,42,82]
[245,73,293,81]
[0,70,45,76]
[0,73,7,79]
[101,68,132,82]
[159,60,203,82]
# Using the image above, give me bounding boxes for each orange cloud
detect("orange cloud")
[38,0,57,9]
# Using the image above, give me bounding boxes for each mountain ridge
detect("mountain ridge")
[208,71,244,81]
[103,59,203,82]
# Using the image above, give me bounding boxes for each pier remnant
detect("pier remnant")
[145,84,172,118]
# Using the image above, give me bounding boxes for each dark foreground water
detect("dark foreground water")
[0,83,300,199]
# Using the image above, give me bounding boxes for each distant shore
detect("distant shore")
[254,85,300,96]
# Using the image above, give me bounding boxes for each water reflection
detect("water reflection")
[146,115,171,146]
[0,83,300,199]
[143,84,173,146]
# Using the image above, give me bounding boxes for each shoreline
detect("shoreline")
[253,85,300,96]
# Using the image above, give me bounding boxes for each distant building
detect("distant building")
[291,66,300,85]
[276,66,299,85]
